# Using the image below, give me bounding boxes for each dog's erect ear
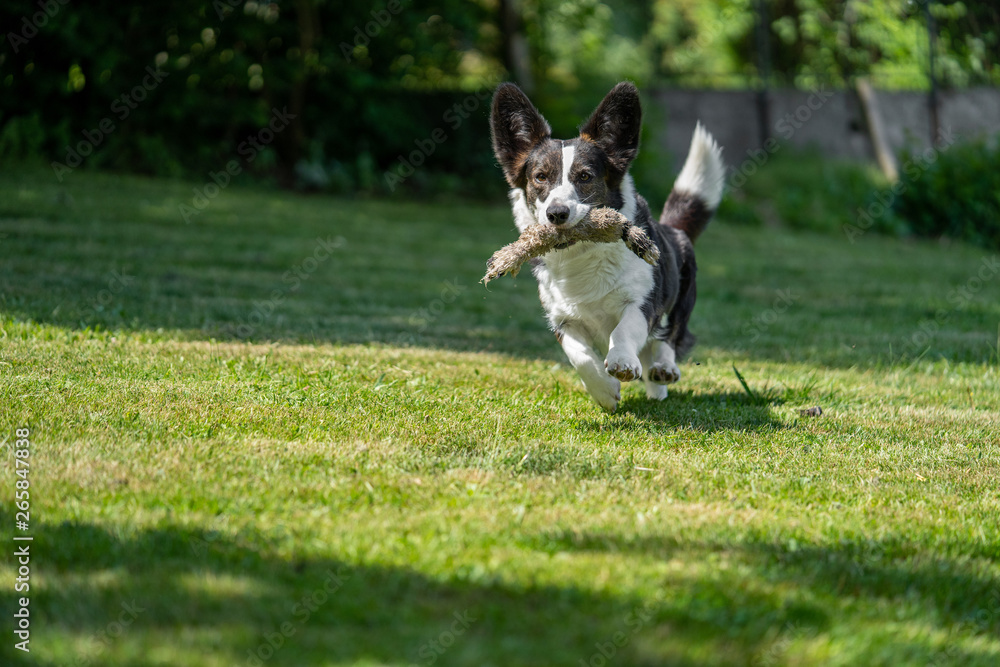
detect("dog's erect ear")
[491,83,551,188]
[579,82,642,177]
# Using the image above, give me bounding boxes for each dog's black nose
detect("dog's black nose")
[547,203,570,225]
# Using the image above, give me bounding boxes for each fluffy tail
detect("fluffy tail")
[660,123,725,243]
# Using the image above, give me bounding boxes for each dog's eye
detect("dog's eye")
[578,171,592,182]
[534,172,547,183]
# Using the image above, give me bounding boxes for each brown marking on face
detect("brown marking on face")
[566,140,612,208]
[523,140,563,209]
[490,83,552,188]
[521,138,626,215]
[579,82,642,180]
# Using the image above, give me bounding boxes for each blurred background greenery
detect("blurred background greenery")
[1,1,998,243]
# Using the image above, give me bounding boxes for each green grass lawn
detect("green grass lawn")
[1,164,999,666]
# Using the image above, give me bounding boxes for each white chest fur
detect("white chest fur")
[508,187,654,353]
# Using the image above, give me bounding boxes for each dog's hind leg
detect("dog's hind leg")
[640,344,667,400]
[641,338,680,400]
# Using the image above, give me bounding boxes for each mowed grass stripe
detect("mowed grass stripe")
[1,165,999,665]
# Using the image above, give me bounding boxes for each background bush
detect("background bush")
[719,149,890,235]
[891,139,1000,250]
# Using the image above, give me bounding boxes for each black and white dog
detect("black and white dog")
[489,81,724,412]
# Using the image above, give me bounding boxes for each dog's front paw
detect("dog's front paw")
[604,349,642,382]
[648,362,681,385]
[586,376,621,412]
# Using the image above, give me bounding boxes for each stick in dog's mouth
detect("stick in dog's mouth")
[482,207,660,284]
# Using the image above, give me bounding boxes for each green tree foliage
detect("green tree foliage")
[762,0,999,89]
[0,0,505,194]
[519,0,1000,92]
[0,0,996,194]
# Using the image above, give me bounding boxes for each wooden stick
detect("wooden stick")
[482,207,660,284]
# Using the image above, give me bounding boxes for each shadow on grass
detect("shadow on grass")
[572,390,787,435]
[521,529,1000,664]
[3,514,803,667]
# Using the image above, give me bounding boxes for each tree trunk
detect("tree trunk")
[274,0,320,187]
[856,77,899,183]
[499,0,534,93]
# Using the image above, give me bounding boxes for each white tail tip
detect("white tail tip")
[673,122,725,210]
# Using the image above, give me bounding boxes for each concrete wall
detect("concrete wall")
[649,87,1000,172]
